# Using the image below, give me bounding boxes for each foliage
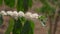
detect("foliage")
[17,0,33,12]
[4,0,15,8]
[40,0,48,5]
[0,0,2,5]
[38,4,55,16]
[48,0,58,5]
[12,17,24,34]
[17,0,24,12]
[5,17,15,34]
[38,15,47,26]
[21,19,35,34]
[23,0,32,12]
[0,14,3,26]
[39,0,60,34]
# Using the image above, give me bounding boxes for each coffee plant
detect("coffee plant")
[0,0,60,34]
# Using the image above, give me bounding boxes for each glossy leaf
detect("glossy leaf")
[12,17,24,34]
[4,0,15,8]
[5,17,15,34]
[21,20,34,34]
[23,0,32,12]
[17,0,24,12]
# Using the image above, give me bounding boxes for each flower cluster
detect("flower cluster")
[0,11,40,19]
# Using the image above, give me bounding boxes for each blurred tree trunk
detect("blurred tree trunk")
[48,16,52,34]
[52,7,60,34]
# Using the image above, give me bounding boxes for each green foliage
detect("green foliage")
[17,0,24,12]
[48,0,58,5]
[5,17,15,34]
[39,4,55,16]
[28,0,32,8]
[13,17,22,34]
[4,0,15,8]
[23,0,32,12]
[12,17,26,34]
[0,0,2,5]
[39,0,56,16]
[38,16,47,26]
[17,0,33,12]
[0,14,3,26]
[21,20,35,34]
[40,0,48,5]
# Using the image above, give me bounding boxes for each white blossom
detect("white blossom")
[7,11,13,16]
[25,12,32,18]
[13,11,18,17]
[32,13,39,19]
[0,11,7,15]
[18,11,24,17]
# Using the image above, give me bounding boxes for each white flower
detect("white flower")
[7,11,13,16]
[32,13,39,19]
[25,12,32,18]
[18,11,24,17]
[0,11,7,15]
[13,11,18,17]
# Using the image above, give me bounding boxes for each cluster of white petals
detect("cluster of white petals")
[18,11,25,17]
[25,12,32,18]
[0,11,7,15]
[0,11,40,19]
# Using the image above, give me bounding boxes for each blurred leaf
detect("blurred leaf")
[23,0,32,12]
[0,0,2,5]
[38,15,47,26]
[0,14,3,26]
[40,0,48,5]
[12,17,23,34]
[4,0,15,8]
[17,0,24,12]
[28,0,32,8]
[39,5,55,15]
[21,20,34,34]
[5,18,15,34]
[17,0,32,12]
[48,0,58,5]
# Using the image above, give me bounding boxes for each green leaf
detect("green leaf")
[5,17,15,34]
[17,0,24,12]
[17,0,33,12]
[21,20,34,34]
[28,0,32,8]
[23,0,32,12]
[0,14,3,26]
[4,0,15,8]
[12,17,23,34]
[0,0,2,5]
